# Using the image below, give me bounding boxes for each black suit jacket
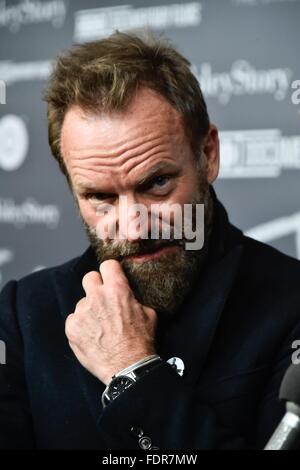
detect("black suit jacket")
[1,192,300,450]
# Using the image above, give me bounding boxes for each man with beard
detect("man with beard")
[1,31,300,450]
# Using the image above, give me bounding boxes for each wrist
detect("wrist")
[102,352,157,385]
[101,355,162,408]
[113,354,161,377]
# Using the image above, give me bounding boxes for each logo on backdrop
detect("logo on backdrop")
[291,80,300,114]
[0,0,67,33]
[219,129,300,178]
[0,115,29,171]
[232,0,298,7]
[0,79,5,104]
[73,2,202,42]
[0,60,52,85]
[192,61,292,104]
[246,212,300,261]
[0,198,61,228]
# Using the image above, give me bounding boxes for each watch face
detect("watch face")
[108,376,135,401]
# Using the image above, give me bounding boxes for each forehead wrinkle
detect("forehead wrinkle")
[71,155,171,188]
[63,104,184,161]
[72,167,113,189]
[69,127,186,190]
[66,131,170,164]
[120,152,175,178]
[116,134,171,166]
[72,153,178,193]
[120,155,179,188]
[62,94,189,187]
[67,132,174,184]
[68,142,169,178]
[117,141,172,175]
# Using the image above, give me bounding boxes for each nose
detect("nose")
[117,194,150,242]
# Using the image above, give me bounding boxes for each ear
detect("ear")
[202,124,220,184]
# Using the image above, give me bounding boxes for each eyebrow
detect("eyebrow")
[75,163,180,193]
[135,163,180,187]
[74,181,99,192]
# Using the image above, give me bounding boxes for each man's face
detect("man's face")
[60,87,219,315]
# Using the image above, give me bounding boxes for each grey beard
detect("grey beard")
[80,185,214,317]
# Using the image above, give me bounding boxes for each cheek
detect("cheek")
[77,198,119,239]
[169,174,200,205]
[77,198,99,228]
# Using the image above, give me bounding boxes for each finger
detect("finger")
[142,305,158,322]
[82,270,103,296]
[99,259,130,287]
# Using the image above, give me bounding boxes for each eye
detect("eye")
[151,175,171,189]
[86,193,114,202]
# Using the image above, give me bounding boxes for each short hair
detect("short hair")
[44,30,210,177]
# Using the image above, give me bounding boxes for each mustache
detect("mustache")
[82,189,210,262]
[89,233,184,262]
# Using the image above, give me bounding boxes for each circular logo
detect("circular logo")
[0,115,29,171]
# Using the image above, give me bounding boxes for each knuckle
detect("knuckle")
[82,272,91,288]
[105,283,120,297]
[86,294,98,308]
[76,295,98,312]
[82,270,102,290]
[101,259,118,269]
[120,285,134,299]
[65,314,79,341]
[83,270,98,282]
[75,297,86,310]
[144,307,157,322]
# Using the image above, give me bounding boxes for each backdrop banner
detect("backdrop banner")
[0,0,300,288]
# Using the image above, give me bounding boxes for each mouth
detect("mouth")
[124,244,179,263]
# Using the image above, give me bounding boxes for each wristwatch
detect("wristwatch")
[101,355,185,408]
[101,355,162,408]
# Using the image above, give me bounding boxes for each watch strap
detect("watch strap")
[101,355,162,408]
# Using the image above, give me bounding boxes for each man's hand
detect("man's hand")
[65,259,157,385]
